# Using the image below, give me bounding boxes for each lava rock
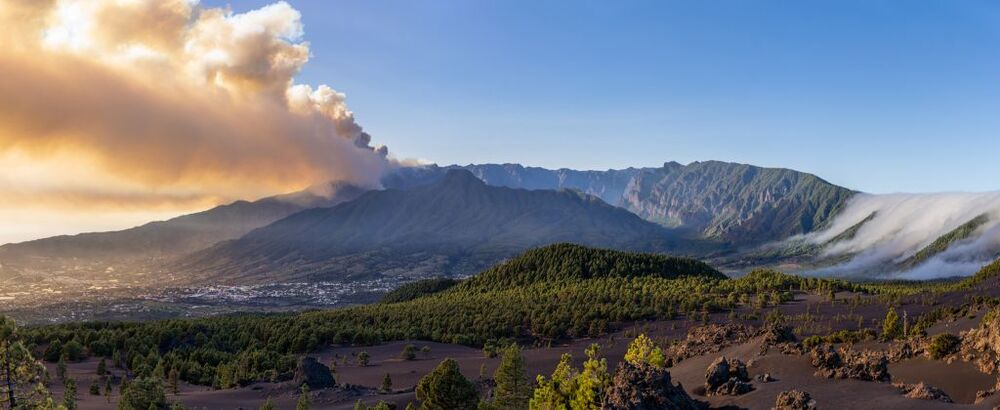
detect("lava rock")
[604,361,702,410]
[810,345,889,382]
[704,356,753,396]
[773,390,816,410]
[895,382,953,403]
[294,356,336,389]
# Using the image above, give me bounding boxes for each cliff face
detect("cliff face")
[620,161,855,243]
[391,161,855,244]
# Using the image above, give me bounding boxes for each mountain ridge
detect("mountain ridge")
[181,169,694,283]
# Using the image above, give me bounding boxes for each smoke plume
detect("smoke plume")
[0,0,391,242]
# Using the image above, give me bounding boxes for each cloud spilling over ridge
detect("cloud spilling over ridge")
[0,0,391,242]
[803,192,1000,279]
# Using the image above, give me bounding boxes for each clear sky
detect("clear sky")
[208,0,1000,194]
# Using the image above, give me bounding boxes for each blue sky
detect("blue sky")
[208,1,1000,193]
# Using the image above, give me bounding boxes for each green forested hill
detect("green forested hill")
[17,244,866,388]
[461,243,724,289]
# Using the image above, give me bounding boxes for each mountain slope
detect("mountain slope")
[898,213,991,270]
[0,183,366,278]
[386,161,854,244]
[184,170,691,283]
[620,161,855,243]
[453,163,650,205]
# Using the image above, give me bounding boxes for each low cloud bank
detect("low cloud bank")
[802,192,1000,279]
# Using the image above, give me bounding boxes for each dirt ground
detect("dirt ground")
[40,288,1000,409]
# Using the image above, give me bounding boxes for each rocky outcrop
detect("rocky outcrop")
[961,310,1000,374]
[887,339,924,362]
[667,323,759,365]
[809,345,890,382]
[773,390,816,410]
[604,362,702,410]
[760,324,799,356]
[704,357,753,396]
[894,382,953,403]
[294,357,336,389]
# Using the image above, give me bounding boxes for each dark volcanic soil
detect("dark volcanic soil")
[42,284,1000,409]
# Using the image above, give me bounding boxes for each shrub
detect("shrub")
[928,333,961,360]
[400,344,417,361]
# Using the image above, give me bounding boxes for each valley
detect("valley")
[10,244,1000,409]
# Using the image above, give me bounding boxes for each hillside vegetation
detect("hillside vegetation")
[899,213,990,269]
[18,244,991,390]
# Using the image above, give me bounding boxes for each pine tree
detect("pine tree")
[105,378,113,402]
[89,379,101,395]
[260,397,277,410]
[415,359,479,410]
[117,377,167,410]
[529,353,576,410]
[97,358,108,376]
[1,316,57,409]
[380,373,393,393]
[570,344,608,410]
[57,356,68,382]
[400,344,417,361]
[354,399,366,410]
[168,368,180,395]
[623,334,665,368]
[358,351,371,367]
[883,307,903,340]
[296,384,311,410]
[492,344,529,410]
[63,378,77,410]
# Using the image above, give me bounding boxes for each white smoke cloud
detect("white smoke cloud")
[0,0,393,242]
[802,192,1000,279]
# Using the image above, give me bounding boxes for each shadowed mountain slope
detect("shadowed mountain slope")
[0,183,367,277]
[184,170,693,283]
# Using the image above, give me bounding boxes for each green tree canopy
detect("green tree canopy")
[118,378,167,410]
[416,359,478,410]
[491,344,530,410]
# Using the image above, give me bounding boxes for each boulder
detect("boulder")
[810,345,889,382]
[704,356,753,396]
[294,357,336,389]
[762,323,796,345]
[887,339,927,362]
[604,361,702,410]
[894,382,953,403]
[773,390,816,410]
